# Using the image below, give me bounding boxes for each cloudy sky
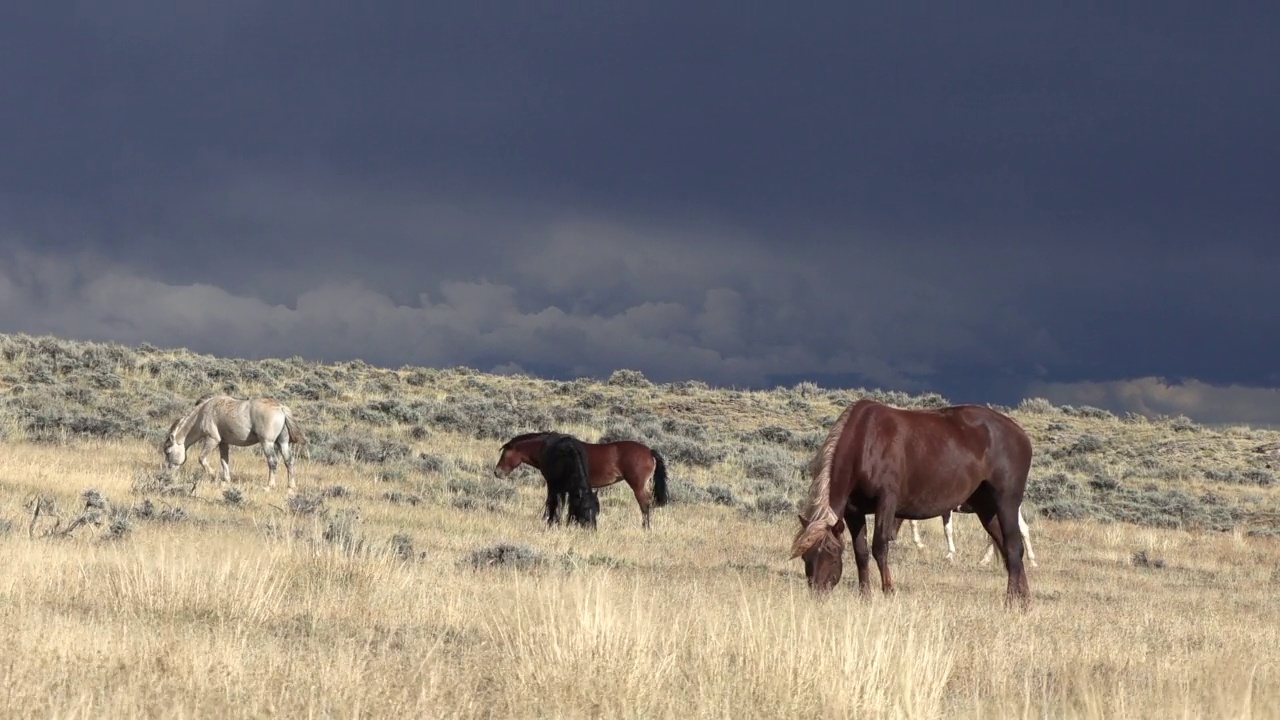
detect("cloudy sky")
[2,3,1278,423]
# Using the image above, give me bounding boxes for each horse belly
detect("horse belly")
[215,419,259,446]
[896,478,982,519]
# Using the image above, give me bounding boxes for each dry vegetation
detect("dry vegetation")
[0,331,1278,718]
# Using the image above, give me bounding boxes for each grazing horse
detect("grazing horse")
[538,432,600,529]
[791,399,1033,608]
[897,504,1038,567]
[495,431,669,529]
[161,395,306,491]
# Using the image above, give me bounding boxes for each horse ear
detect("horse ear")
[797,513,809,528]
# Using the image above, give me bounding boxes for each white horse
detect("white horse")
[902,504,1039,567]
[161,395,306,491]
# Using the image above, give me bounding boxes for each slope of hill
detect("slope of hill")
[2,332,1278,533]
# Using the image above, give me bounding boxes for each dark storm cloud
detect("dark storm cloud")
[1,2,1278,422]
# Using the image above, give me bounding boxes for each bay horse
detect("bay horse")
[536,432,600,529]
[897,504,1038,567]
[162,395,306,492]
[791,399,1033,608]
[495,431,669,529]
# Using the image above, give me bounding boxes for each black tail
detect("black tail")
[651,450,669,507]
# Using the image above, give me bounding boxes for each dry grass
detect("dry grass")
[1,332,1280,717]
[1,438,1278,719]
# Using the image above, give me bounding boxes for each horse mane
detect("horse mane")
[166,394,227,440]
[793,400,860,549]
[501,431,550,451]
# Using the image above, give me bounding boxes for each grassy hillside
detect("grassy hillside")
[2,332,1278,532]
[1,331,1278,718]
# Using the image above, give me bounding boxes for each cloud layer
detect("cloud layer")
[1029,378,1280,427]
[2,3,1278,423]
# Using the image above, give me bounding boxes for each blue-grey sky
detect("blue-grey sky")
[2,3,1278,423]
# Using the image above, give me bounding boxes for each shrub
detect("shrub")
[322,509,366,554]
[738,445,796,486]
[287,493,325,515]
[390,533,423,562]
[1016,397,1056,414]
[707,484,739,506]
[383,491,422,506]
[1205,468,1274,487]
[607,369,652,388]
[466,543,545,570]
[1131,550,1166,569]
[417,453,452,474]
[741,494,794,519]
[660,437,727,468]
[447,477,516,504]
[157,506,188,523]
[1061,405,1116,420]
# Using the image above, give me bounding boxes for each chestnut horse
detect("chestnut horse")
[495,432,669,529]
[791,399,1033,608]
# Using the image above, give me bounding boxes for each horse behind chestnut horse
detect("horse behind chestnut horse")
[162,395,306,492]
[495,432,669,529]
[534,432,600,529]
[896,503,1038,567]
[791,399,1033,608]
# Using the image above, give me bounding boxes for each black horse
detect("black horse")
[538,432,600,530]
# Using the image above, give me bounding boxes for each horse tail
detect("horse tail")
[283,410,307,445]
[651,449,669,507]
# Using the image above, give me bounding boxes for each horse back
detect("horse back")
[209,396,287,444]
[583,439,653,484]
[835,402,1032,515]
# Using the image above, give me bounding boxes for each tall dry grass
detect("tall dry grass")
[1,439,1278,719]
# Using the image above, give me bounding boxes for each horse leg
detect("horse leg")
[217,442,231,484]
[1017,505,1038,568]
[629,475,654,530]
[997,498,1031,608]
[942,511,956,562]
[871,500,898,595]
[846,512,872,595]
[544,489,561,528]
[978,508,1002,566]
[889,516,921,548]
[975,494,1030,609]
[260,440,279,489]
[979,539,997,566]
[197,437,218,478]
[278,437,297,492]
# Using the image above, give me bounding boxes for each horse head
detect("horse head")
[493,446,524,478]
[791,512,846,591]
[494,433,546,478]
[160,430,186,472]
[568,488,600,529]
